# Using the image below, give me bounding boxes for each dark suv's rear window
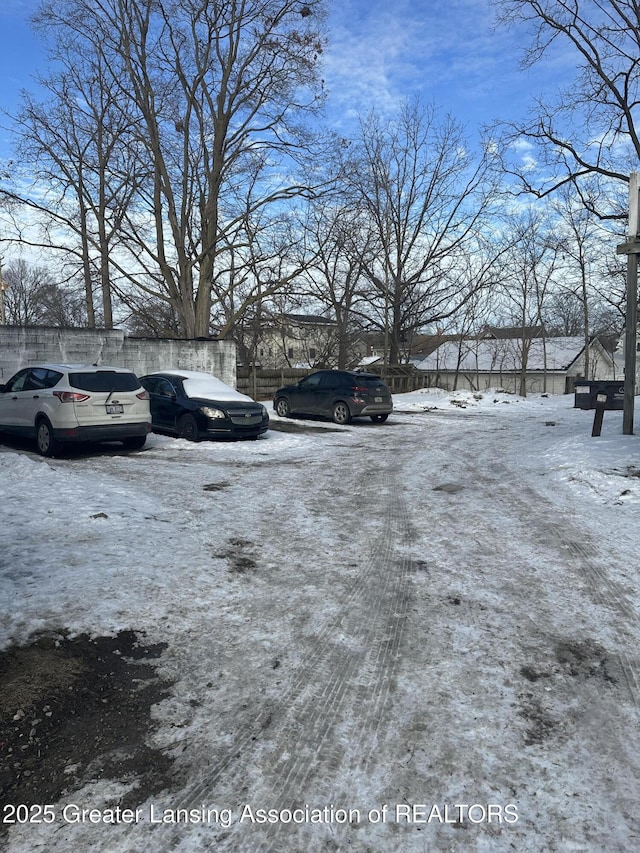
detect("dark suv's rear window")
[69,371,140,392]
[353,375,386,387]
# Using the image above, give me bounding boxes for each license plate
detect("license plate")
[375,396,382,403]
[106,404,124,414]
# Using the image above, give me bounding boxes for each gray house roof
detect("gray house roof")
[281,313,338,326]
[480,324,545,340]
[416,336,612,373]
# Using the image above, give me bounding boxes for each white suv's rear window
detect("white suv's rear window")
[68,371,140,392]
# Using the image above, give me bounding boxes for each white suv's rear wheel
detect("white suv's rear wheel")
[123,435,146,450]
[36,419,59,457]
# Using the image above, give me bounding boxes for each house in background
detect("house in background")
[358,331,462,368]
[253,313,366,369]
[415,335,617,394]
[481,324,546,341]
[611,325,640,386]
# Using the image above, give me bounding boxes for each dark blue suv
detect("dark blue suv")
[273,370,393,425]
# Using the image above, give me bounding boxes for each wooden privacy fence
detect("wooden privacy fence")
[371,364,433,394]
[237,364,433,400]
[237,367,310,401]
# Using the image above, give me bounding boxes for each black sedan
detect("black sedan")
[273,369,393,425]
[140,371,269,440]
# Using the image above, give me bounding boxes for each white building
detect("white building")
[415,335,617,394]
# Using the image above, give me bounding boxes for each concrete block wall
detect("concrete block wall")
[0,326,237,387]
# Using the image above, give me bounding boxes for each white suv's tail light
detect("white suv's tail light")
[53,391,90,403]
[136,390,150,400]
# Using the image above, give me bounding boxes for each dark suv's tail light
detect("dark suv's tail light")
[350,385,370,394]
[53,391,90,403]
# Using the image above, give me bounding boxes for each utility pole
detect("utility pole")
[616,172,640,435]
[0,258,6,325]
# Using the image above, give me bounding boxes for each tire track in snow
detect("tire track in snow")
[533,512,640,707]
[498,477,640,708]
[450,433,640,709]
[151,453,413,852]
[231,488,413,852]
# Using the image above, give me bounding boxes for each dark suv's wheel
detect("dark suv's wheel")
[178,414,199,441]
[332,401,351,425]
[36,418,60,457]
[275,397,291,418]
[370,413,389,423]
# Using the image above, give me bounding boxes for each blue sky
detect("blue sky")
[0,0,44,145]
[325,0,554,134]
[0,0,571,158]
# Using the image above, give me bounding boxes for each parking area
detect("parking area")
[2,393,640,852]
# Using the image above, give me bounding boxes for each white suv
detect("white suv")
[0,364,151,456]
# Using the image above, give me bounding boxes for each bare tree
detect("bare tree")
[494,0,640,216]
[2,258,86,326]
[544,290,586,335]
[297,201,377,368]
[341,100,501,364]
[546,181,620,375]
[3,0,328,337]
[496,208,562,395]
[124,296,182,338]
[4,17,144,330]
[449,274,496,391]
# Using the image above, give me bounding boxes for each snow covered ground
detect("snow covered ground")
[2,388,640,852]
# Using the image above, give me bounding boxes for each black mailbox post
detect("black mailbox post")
[574,380,625,411]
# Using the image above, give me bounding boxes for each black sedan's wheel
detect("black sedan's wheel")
[178,414,199,441]
[36,418,59,457]
[275,397,291,418]
[332,401,351,425]
[123,435,147,450]
[370,413,389,423]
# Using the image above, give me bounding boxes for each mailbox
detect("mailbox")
[574,381,625,411]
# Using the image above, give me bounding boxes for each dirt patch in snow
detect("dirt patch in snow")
[215,537,259,574]
[554,638,618,682]
[432,483,465,494]
[0,630,177,837]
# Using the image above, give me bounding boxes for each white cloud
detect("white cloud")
[322,0,531,133]
[320,0,588,145]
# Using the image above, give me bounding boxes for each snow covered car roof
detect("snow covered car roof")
[154,370,255,402]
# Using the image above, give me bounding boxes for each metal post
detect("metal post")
[623,252,638,434]
[617,172,640,435]
[0,258,5,325]
[592,393,607,437]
